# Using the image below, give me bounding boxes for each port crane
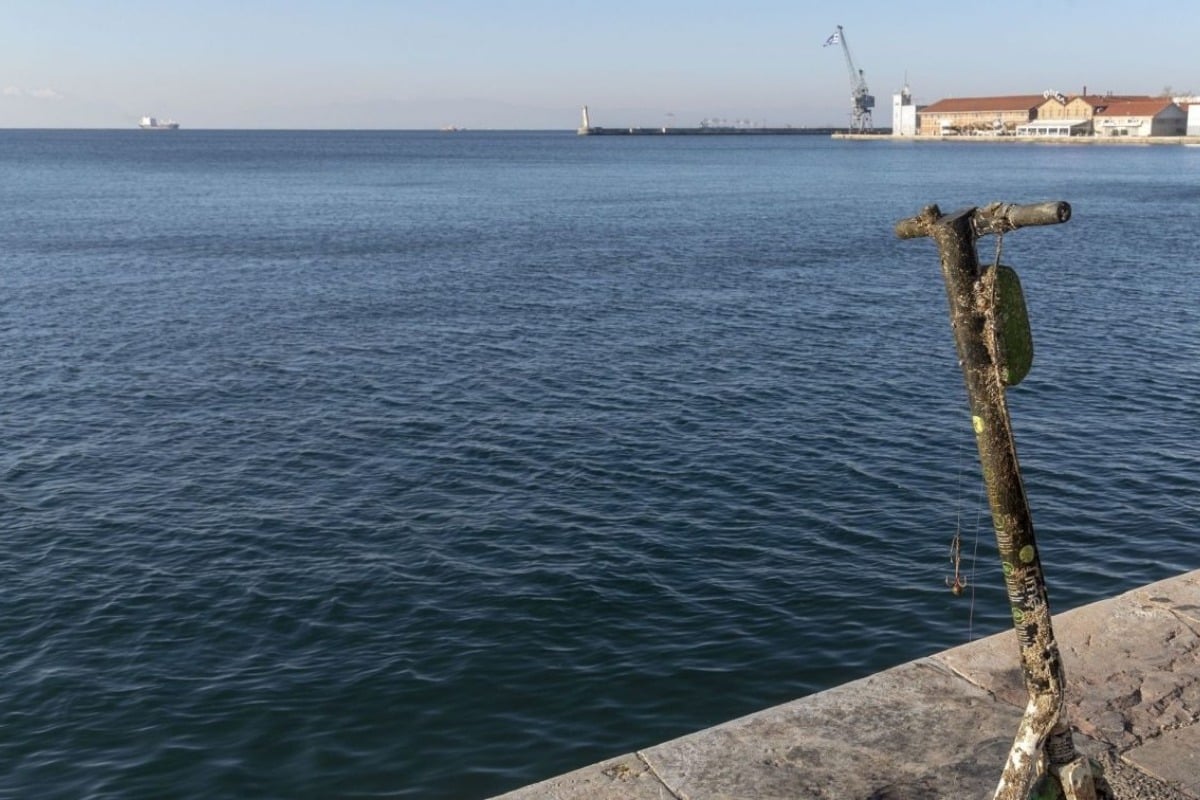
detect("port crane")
[827,25,874,132]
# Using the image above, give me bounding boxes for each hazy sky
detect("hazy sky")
[3,0,1197,129]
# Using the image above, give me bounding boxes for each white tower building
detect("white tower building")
[892,83,918,137]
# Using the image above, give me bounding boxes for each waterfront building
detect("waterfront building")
[1014,118,1092,137]
[1093,98,1187,137]
[1176,97,1200,136]
[915,92,1188,138]
[1016,93,1115,136]
[916,95,1045,136]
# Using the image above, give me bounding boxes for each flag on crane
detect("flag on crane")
[823,30,841,47]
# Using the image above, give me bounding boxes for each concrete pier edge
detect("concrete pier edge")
[833,133,1200,145]
[490,568,1200,799]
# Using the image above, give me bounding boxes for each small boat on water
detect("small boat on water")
[139,115,179,130]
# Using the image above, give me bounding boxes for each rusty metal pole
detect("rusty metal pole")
[896,202,1105,800]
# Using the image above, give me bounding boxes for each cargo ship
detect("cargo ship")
[139,115,180,130]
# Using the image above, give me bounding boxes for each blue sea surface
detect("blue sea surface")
[1,130,1197,799]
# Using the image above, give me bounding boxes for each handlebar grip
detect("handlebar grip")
[994,201,1071,229]
[894,201,1071,240]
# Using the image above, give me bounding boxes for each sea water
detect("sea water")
[1,130,1197,799]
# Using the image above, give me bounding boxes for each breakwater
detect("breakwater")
[579,125,848,136]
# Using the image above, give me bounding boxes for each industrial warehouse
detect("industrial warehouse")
[891,87,1200,139]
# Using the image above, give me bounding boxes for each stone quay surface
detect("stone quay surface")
[491,569,1200,800]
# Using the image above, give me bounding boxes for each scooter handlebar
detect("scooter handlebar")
[895,201,1071,240]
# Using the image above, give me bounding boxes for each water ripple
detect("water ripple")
[0,131,1196,799]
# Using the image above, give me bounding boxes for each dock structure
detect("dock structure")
[490,569,1200,800]
[578,126,843,136]
[575,105,843,136]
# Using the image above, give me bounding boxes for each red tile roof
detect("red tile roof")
[920,95,1046,113]
[1044,94,1150,108]
[1093,98,1180,117]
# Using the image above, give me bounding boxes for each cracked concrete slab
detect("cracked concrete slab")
[1124,724,1200,797]
[489,752,674,800]
[490,570,1200,800]
[936,572,1200,751]
[640,659,1020,799]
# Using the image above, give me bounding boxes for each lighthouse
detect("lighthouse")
[892,83,917,136]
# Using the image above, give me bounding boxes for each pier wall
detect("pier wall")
[578,126,846,136]
[834,132,1200,146]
